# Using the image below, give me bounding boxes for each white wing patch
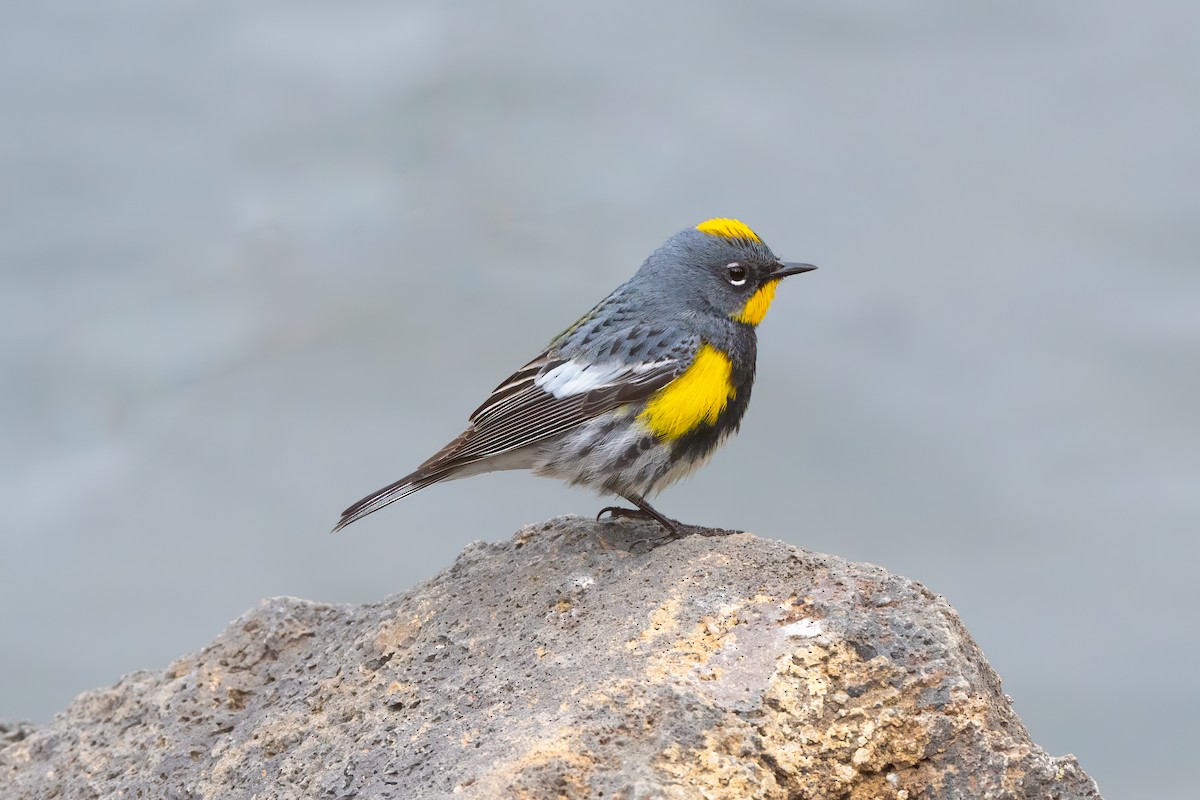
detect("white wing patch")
[535,360,627,398]
[534,358,677,399]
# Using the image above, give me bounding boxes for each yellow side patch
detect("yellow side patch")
[638,344,736,440]
[733,278,780,326]
[695,218,761,243]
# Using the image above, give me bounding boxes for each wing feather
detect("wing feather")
[446,358,681,464]
[334,330,697,532]
[435,336,697,470]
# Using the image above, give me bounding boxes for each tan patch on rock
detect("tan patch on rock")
[374,614,423,657]
[472,730,597,800]
[644,611,735,681]
[626,596,683,649]
[644,594,781,683]
[757,640,984,797]
[656,729,786,800]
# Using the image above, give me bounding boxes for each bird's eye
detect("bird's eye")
[726,264,748,286]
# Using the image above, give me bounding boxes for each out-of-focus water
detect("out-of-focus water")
[3,2,1196,795]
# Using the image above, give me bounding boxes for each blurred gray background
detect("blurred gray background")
[3,1,1196,796]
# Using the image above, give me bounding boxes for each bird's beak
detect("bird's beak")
[770,261,818,279]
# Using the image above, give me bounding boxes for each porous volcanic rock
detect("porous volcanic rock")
[0,516,1102,799]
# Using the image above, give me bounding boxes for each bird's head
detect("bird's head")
[636,218,816,326]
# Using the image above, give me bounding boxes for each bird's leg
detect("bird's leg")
[596,492,679,535]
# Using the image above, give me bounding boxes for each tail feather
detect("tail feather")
[333,469,448,532]
[334,430,475,532]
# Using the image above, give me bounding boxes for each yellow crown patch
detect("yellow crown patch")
[695,218,761,243]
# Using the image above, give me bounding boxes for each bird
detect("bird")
[334,218,815,534]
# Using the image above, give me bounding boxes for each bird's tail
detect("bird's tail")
[333,430,475,532]
[332,468,448,532]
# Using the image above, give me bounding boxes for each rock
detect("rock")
[0,721,35,750]
[0,516,1102,799]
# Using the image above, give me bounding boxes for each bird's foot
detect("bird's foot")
[597,505,691,552]
[596,505,650,522]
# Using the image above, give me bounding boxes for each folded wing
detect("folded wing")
[334,331,698,530]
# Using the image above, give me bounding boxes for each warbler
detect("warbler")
[335,218,816,534]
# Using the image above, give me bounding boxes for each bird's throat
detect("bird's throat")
[733,279,780,326]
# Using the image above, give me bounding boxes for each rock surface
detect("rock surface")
[0,516,1102,799]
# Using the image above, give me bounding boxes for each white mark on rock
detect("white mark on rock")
[780,618,824,638]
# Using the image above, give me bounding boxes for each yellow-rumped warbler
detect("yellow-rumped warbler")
[335,218,815,534]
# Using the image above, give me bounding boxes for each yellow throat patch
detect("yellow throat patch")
[695,218,761,243]
[638,344,736,440]
[734,279,780,326]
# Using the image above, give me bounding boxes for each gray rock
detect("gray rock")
[0,516,1102,799]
